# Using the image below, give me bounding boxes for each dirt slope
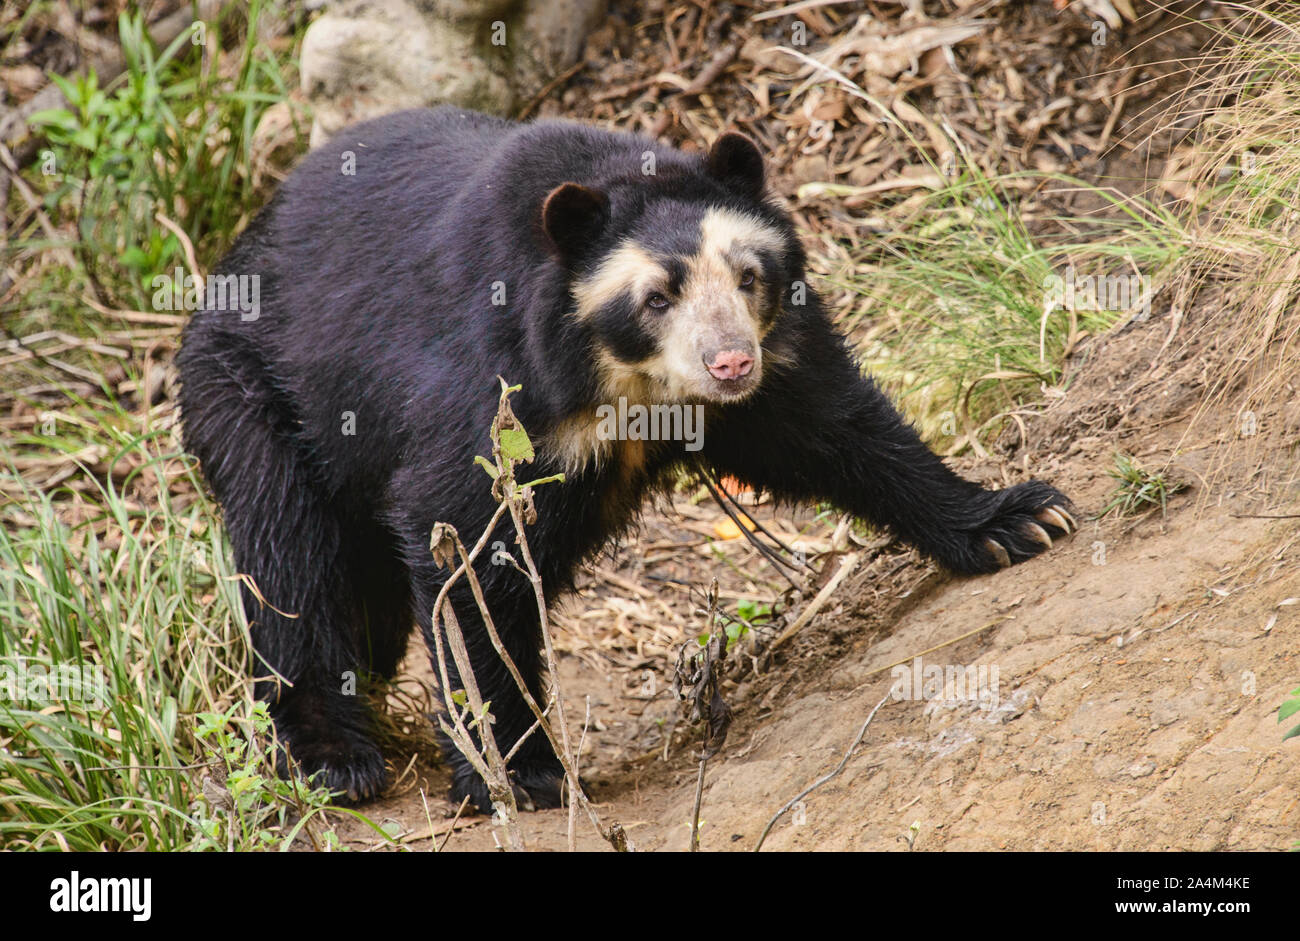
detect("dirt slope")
[334,301,1300,853]
[655,502,1295,852]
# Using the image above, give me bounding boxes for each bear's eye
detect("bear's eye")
[646,292,670,311]
[739,269,756,288]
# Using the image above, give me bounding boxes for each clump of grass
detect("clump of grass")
[0,425,389,851]
[0,4,368,852]
[1100,453,1188,519]
[24,2,306,317]
[0,432,229,849]
[1158,4,1300,483]
[191,700,388,852]
[828,171,1184,437]
[798,67,1187,446]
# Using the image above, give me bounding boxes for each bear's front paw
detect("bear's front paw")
[943,480,1077,575]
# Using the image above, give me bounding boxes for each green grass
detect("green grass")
[1165,5,1300,439]
[0,2,378,851]
[24,2,306,316]
[816,163,1187,445]
[3,436,249,848]
[0,410,388,849]
[1100,453,1188,519]
[781,55,1189,447]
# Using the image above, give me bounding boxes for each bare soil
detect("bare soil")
[337,300,1300,851]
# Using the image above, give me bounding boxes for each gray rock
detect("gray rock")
[301,0,607,146]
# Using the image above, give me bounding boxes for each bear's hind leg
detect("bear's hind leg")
[235,490,391,803]
[181,381,388,800]
[350,518,417,682]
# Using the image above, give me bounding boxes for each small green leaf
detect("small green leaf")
[1284,723,1300,742]
[498,427,534,463]
[519,473,565,488]
[474,455,499,479]
[1280,699,1300,722]
[27,108,79,131]
[120,247,149,270]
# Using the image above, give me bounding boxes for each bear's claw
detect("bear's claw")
[1037,505,1076,532]
[984,538,1012,568]
[948,481,1076,574]
[1024,521,1055,548]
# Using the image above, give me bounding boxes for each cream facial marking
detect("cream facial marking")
[570,209,785,324]
[698,207,786,261]
[572,243,665,321]
[553,206,789,472]
[651,208,786,401]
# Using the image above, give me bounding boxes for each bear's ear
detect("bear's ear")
[706,131,765,198]
[540,183,609,264]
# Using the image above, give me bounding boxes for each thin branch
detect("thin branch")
[429,380,633,851]
[753,693,890,852]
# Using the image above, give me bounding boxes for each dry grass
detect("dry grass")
[1149,3,1300,499]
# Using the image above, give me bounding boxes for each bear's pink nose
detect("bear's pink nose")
[706,350,754,381]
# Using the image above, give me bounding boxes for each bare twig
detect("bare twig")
[155,212,204,293]
[516,61,587,121]
[770,551,862,650]
[428,506,524,851]
[438,796,472,852]
[429,379,633,852]
[753,693,891,852]
[673,578,731,852]
[679,41,741,97]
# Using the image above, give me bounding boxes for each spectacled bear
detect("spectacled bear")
[177,106,1076,812]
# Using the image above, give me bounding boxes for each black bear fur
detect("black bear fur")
[177,107,1075,811]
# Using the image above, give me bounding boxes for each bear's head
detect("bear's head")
[539,132,796,408]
